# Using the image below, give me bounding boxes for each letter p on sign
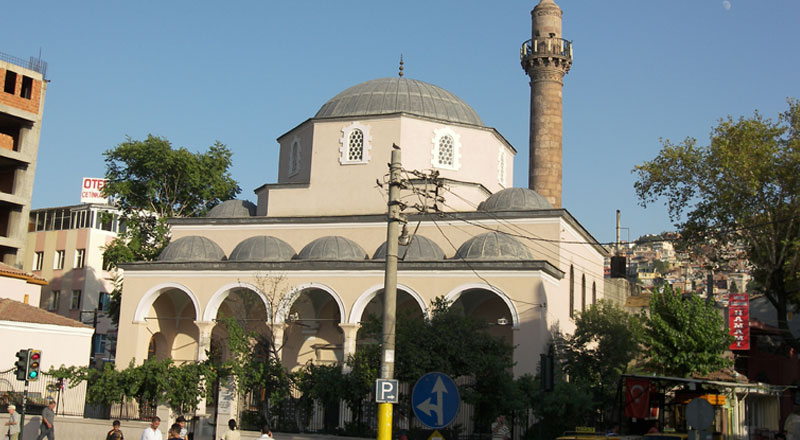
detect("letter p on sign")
[376,379,399,404]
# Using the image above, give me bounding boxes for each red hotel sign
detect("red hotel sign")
[729,293,750,350]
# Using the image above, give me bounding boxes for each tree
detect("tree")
[634,99,800,349]
[102,134,240,265]
[642,285,732,377]
[102,135,240,321]
[561,300,642,424]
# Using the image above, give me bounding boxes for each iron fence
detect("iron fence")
[0,368,85,417]
[0,51,48,79]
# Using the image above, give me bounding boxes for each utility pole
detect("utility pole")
[378,145,402,440]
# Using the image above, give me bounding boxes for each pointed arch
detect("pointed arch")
[203,282,271,322]
[276,282,346,325]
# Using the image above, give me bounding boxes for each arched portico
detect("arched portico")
[134,282,201,324]
[349,283,427,325]
[203,282,271,322]
[278,283,346,370]
[444,283,520,329]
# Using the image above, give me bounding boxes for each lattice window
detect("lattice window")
[339,122,372,164]
[431,127,461,170]
[438,136,454,167]
[348,129,364,161]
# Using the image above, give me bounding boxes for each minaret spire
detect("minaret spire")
[521,0,572,208]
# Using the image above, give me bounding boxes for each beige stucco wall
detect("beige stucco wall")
[261,115,514,217]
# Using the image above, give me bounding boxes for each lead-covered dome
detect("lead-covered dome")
[207,200,256,218]
[373,235,446,261]
[295,236,368,261]
[229,236,296,261]
[479,187,553,211]
[454,231,532,260]
[315,78,484,126]
[159,236,226,262]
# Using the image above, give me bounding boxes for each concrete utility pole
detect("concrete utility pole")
[378,145,402,440]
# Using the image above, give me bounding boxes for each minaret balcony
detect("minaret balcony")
[520,38,572,62]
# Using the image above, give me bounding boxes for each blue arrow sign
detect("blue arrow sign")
[411,372,460,429]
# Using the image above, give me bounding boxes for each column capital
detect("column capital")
[194,320,216,334]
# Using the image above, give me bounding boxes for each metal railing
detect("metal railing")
[520,37,573,60]
[0,51,48,79]
[0,368,85,417]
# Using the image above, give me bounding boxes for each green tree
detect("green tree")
[642,285,731,377]
[634,99,800,349]
[102,135,240,322]
[561,300,642,424]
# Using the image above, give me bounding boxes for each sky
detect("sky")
[2,0,798,244]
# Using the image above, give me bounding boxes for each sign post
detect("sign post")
[412,372,460,430]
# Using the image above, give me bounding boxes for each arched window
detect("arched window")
[498,147,507,186]
[348,129,364,161]
[581,274,586,312]
[592,281,597,304]
[339,122,372,164]
[148,335,157,359]
[288,139,301,176]
[431,127,461,170]
[569,265,574,318]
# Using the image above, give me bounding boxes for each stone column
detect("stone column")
[194,321,215,416]
[339,323,361,373]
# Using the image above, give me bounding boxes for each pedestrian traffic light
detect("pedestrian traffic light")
[27,349,41,381]
[14,349,29,381]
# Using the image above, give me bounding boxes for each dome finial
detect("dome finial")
[399,54,404,77]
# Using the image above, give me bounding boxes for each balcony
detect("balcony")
[520,37,573,61]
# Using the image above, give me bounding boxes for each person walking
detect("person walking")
[4,404,20,440]
[36,400,56,440]
[221,419,240,440]
[141,416,163,440]
[167,424,182,439]
[491,415,510,440]
[106,420,124,440]
[257,425,273,440]
[175,416,187,439]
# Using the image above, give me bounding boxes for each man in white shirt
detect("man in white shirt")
[141,416,162,440]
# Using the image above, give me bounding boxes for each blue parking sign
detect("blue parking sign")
[411,372,460,429]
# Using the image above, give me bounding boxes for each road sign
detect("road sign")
[412,372,460,429]
[376,379,399,403]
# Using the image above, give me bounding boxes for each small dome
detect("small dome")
[454,231,532,260]
[295,236,368,261]
[372,235,446,261]
[159,236,226,262]
[207,200,257,218]
[229,236,296,261]
[479,187,552,212]
[315,78,483,126]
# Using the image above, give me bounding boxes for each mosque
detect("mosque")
[115,0,604,382]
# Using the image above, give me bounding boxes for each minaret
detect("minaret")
[521,0,572,208]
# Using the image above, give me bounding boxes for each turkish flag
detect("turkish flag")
[624,378,651,419]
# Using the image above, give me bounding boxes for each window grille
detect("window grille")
[348,129,364,162]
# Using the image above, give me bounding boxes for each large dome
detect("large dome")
[372,235,446,261]
[229,236,296,261]
[158,236,226,262]
[479,188,553,212]
[454,231,532,260]
[294,236,368,261]
[315,78,484,126]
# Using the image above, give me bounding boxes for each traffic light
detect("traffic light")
[27,349,41,381]
[14,349,29,381]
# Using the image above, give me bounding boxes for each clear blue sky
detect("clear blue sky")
[2,1,798,243]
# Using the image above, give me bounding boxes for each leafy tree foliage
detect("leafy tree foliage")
[561,300,643,424]
[642,285,732,377]
[101,135,240,322]
[103,135,240,264]
[634,99,800,348]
